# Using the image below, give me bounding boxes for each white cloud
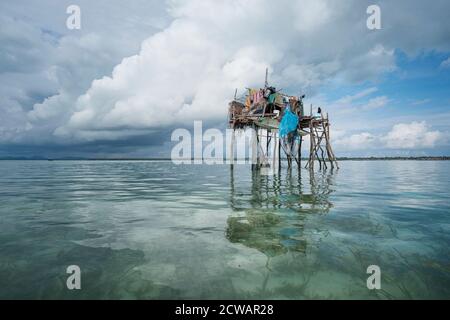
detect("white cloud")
[0,0,168,144]
[53,0,402,141]
[0,0,449,154]
[277,61,341,92]
[341,45,396,82]
[381,121,442,149]
[334,121,445,151]
[334,132,377,150]
[361,96,389,110]
[335,87,378,106]
[325,87,388,116]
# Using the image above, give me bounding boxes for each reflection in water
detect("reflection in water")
[227,167,335,258]
[1,160,448,299]
[225,163,450,299]
[226,167,338,295]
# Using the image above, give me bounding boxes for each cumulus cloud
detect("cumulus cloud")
[0,0,168,144]
[382,121,443,149]
[334,132,377,150]
[334,121,445,151]
[1,0,450,156]
[53,0,404,141]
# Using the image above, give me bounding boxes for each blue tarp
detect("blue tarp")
[279,107,299,138]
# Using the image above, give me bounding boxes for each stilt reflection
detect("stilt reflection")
[227,167,336,258]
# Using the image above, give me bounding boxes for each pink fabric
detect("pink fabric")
[253,90,263,104]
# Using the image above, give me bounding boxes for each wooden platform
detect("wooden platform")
[228,100,339,170]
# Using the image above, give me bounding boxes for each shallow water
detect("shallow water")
[0,160,449,299]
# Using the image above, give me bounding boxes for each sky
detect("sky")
[1,0,450,158]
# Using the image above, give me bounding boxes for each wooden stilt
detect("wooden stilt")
[307,120,315,170]
[327,119,339,169]
[322,113,339,169]
[230,129,235,168]
[303,114,339,171]
[278,136,281,171]
[251,125,258,171]
[313,126,326,170]
[230,157,235,210]
[298,135,302,168]
[256,128,261,170]
[273,132,279,174]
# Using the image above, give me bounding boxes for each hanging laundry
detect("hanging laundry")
[246,89,257,108]
[252,91,258,104]
[258,89,264,102]
[279,107,299,138]
[252,89,263,104]
[289,97,299,113]
[268,93,276,104]
[274,93,284,105]
[245,95,252,108]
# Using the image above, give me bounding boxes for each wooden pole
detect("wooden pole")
[298,135,302,168]
[322,113,338,169]
[251,125,257,171]
[324,123,334,169]
[314,126,322,170]
[318,129,327,170]
[230,129,235,168]
[273,131,279,174]
[265,67,269,88]
[308,120,315,170]
[327,121,339,169]
[256,128,261,170]
[278,134,281,171]
[287,140,292,169]
[313,126,328,170]
[230,156,235,210]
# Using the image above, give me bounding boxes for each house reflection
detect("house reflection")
[227,168,335,258]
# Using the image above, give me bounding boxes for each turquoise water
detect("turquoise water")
[0,160,449,299]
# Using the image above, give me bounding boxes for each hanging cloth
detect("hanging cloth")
[245,95,252,108]
[279,107,299,138]
[268,93,276,104]
[274,93,284,105]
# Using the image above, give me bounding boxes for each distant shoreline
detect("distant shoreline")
[1,156,450,161]
[335,156,450,161]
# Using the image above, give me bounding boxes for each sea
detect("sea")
[0,160,449,299]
